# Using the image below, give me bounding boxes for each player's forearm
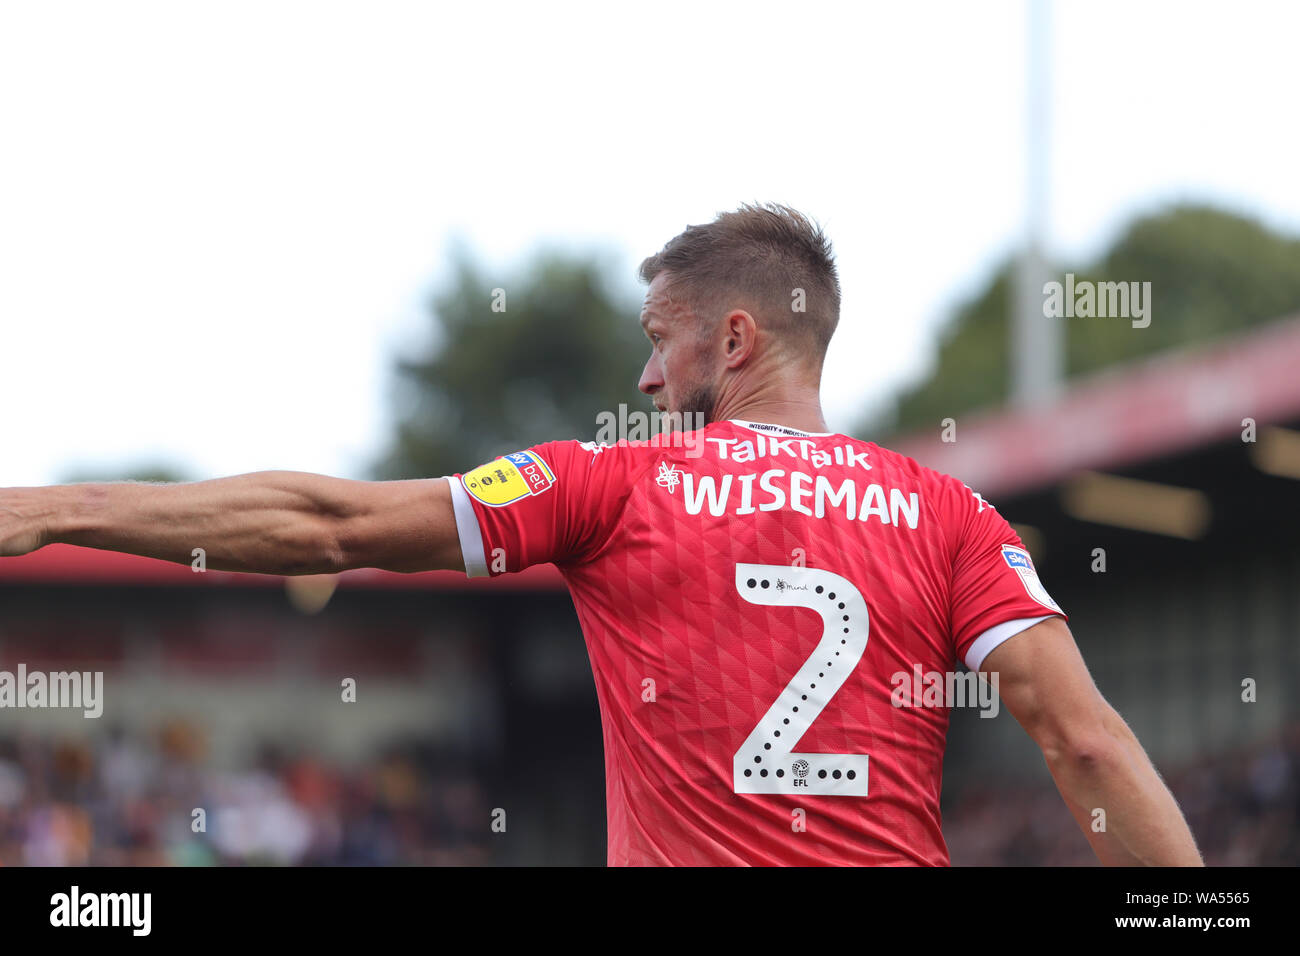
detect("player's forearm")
[1045,710,1203,866]
[41,472,355,575]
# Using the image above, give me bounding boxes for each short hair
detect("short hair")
[638,202,841,358]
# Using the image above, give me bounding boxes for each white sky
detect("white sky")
[2,0,1298,485]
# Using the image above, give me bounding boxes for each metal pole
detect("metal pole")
[1013,0,1062,407]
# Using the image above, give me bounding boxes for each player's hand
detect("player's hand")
[0,487,51,557]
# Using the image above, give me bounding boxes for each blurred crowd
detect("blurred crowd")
[2,720,1296,866]
[944,721,1300,865]
[0,722,493,866]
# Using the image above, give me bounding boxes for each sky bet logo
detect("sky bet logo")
[505,452,554,495]
[1002,546,1032,571]
[462,451,556,507]
[1001,544,1062,613]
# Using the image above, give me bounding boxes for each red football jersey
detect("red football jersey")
[446,419,1066,865]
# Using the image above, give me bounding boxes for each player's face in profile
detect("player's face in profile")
[638,273,721,422]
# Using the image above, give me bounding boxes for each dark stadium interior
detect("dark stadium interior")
[943,414,1300,865]
[0,582,606,866]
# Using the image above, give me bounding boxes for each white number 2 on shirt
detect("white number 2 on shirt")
[732,563,870,797]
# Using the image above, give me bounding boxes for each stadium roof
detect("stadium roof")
[889,311,1300,499]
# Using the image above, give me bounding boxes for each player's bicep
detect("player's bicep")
[978,616,1111,757]
[335,477,464,574]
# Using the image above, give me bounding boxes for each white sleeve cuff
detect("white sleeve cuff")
[443,476,489,577]
[964,614,1055,672]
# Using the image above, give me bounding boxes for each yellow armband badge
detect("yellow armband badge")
[462,451,556,507]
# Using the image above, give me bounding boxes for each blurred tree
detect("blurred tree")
[373,246,649,479]
[860,205,1300,438]
[58,463,192,483]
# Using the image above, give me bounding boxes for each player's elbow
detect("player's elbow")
[1039,710,1132,777]
[263,509,348,576]
[329,510,410,573]
[321,539,350,576]
[328,513,370,573]
[1048,735,1113,773]
[278,530,348,576]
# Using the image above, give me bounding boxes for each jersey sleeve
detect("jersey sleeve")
[443,440,635,577]
[942,476,1068,671]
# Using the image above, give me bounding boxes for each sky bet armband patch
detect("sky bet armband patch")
[462,450,556,506]
[1001,544,1062,613]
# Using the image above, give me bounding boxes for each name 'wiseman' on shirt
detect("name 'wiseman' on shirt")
[662,435,919,527]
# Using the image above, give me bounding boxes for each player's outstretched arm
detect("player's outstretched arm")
[980,616,1203,866]
[0,473,463,576]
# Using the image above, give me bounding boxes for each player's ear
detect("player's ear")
[722,310,758,369]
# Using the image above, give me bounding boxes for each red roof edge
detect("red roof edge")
[887,312,1300,498]
[0,544,566,590]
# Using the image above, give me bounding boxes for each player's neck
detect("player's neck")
[713,394,829,435]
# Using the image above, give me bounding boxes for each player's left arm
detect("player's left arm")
[0,473,463,575]
[980,615,1203,866]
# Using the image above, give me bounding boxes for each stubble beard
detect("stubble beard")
[668,380,719,429]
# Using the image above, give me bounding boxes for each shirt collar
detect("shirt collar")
[728,419,834,438]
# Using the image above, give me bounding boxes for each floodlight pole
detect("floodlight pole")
[1013,0,1062,408]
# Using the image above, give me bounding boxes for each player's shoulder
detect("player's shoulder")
[843,436,989,525]
[541,419,728,461]
[533,433,681,460]
[832,432,957,489]
[522,433,672,488]
[531,422,975,496]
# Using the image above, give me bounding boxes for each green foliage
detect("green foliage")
[372,247,650,479]
[58,463,193,484]
[864,205,1300,438]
